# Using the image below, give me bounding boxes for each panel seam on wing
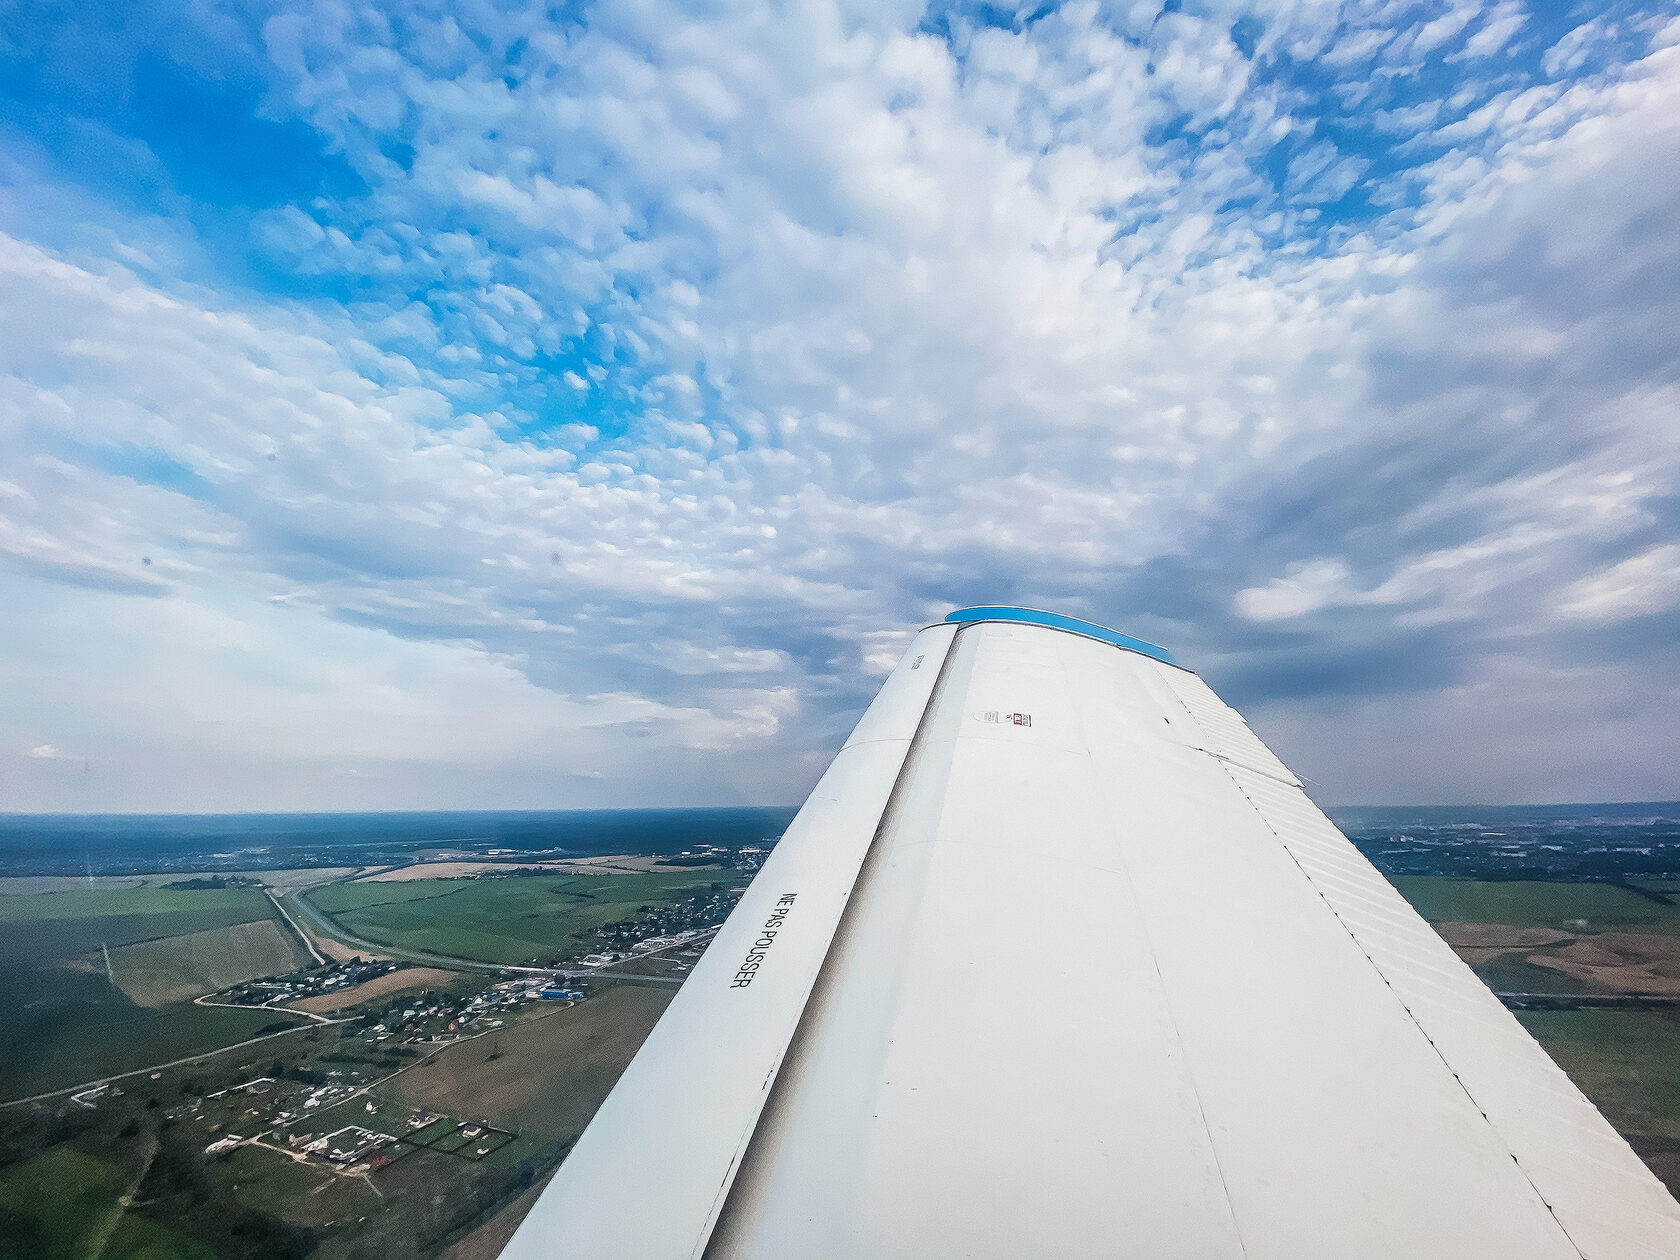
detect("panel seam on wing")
[1211,761,1591,1260]
[1149,663,1592,1256]
[1054,634,1255,1260]
[695,626,969,1259]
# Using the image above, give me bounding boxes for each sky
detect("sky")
[1,0,1676,813]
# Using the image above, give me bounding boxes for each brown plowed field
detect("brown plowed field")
[289,966,463,1012]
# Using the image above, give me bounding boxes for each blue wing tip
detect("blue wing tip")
[944,606,1176,666]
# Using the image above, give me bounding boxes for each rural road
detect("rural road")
[0,1015,352,1110]
[282,889,546,976]
[1496,991,1680,1007]
[283,887,687,986]
[266,889,327,966]
[193,994,337,1025]
[3,874,700,1112]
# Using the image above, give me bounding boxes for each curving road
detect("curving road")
[283,888,688,986]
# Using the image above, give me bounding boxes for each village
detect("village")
[172,881,739,1183]
[196,1070,518,1176]
[216,957,400,1009]
[181,974,587,1179]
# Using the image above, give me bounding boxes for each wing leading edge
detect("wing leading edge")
[501,609,1680,1260]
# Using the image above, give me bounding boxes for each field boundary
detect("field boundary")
[0,1014,349,1110]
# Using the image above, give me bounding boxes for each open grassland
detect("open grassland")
[438,1179,548,1260]
[0,875,175,895]
[0,886,280,922]
[306,871,732,965]
[0,883,312,1100]
[0,886,278,964]
[383,985,672,1141]
[1517,1009,1680,1195]
[0,970,309,1100]
[108,919,310,1007]
[1390,877,1680,1194]
[0,1136,221,1260]
[192,1144,367,1233]
[0,869,360,897]
[1520,1009,1680,1142]
[0,876,697,1260]
[354,855,713,882]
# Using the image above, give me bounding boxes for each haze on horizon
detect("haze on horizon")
[2,0,1676,815]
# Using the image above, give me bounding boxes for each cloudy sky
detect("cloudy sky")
[2,0,1676,813]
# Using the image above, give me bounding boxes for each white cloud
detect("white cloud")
[0,0,1675,805]
[1236,559,1364,622]
[1411,2,1481,56]
[1455,1,1529,61]
[1560,545,1680,621]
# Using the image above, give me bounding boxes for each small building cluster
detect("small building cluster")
[216,957,397,1008]
[305,1124,394,1168]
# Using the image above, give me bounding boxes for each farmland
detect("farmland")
[1391,875,1680,1195]
[0,969,678,1260]
[1395,876,1680,997]
[1393,877,1680,936]
[0,883,312,1100]
[0,1135,222,1260]
[0,965,309,1100]
[1,824,1676,1257]
[0,850,734,1259]
[0,885,279,963]
[304,871,737,965]
[1517,1009,1680,1192]
[384,985,671,1141]
[109,920,309,1006]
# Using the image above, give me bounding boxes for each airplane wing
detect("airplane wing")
[501,606,1680,1259]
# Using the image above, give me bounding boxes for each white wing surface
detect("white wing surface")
[501,608,1680,1260]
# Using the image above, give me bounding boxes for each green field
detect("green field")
[0,1137,221,1260]
[306,873,730,965]
[4,866,1675,1256]
[198,1146,363,1231]
[106,920,309,1007]
[383,985,671,1141]
[1518,1008,1680,1195]
[0,884,309,1101]
[1392,876,1680,935]
[1518,1009,1680,1142]
[0,886,280,968]
[0,970,308,1101]
[1388,877,1680,1194]
[0,873,708,1260]
[0,886,278,922]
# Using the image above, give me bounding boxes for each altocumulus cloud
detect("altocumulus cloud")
[0,0,1675,810]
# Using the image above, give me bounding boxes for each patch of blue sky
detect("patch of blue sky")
[504,359,640,446]
[124,54,365,210]
[0,12,357,213]
[1220,8,1589,238]
[0,10,377,326]
[65,440,216,502]
[918,1,1038,43]
[978,1,1656,254]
